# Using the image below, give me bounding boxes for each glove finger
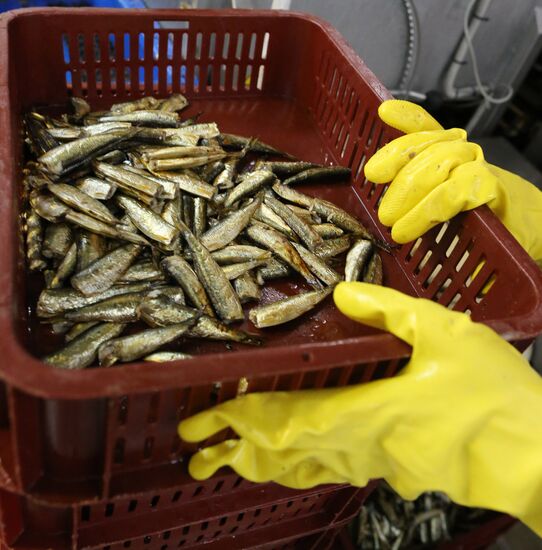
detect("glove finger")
[334,282,427,346]
[390,161,500,244]
[378,100,443,134]
[364,128,466,184]
[378,141,481,227]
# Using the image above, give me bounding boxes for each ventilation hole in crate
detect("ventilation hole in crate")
[123,542,131,548]
[219,64,227,91]
[105,502,115,517]
[206,65,214,90]
[163,531,171,540]
[195,33,203,60]
[167,65,173,91]
[213,480,224,494]
[434,222,449,244]
[139,67,145,92]
[153,33,160,60]
[423,264,442,289]
[237,512,245,522]
[335,125,344,148]
[232,64,239,91]
[93,33,101,62]
[177,541,185,547]
[65,70,73,90]
[446,235,460,257]
[434,277,452,302]
[235,33,244,59]
[415,250,432,275]
[194,65,200,92]
[257,65,265,90]
[245,65,253,90]
[455,246,473,272]
[182,526,190,535]
[180,66,187,92]
[138,33,145,61]
[153,66,159,93]
[77,33,85,62]
[233,476,243,488]
[96,69,103,96]
[125,67,131,94]
[192,486,204,497]
[465,259,484,288]
[475,273,496,303]
[230,526,239,534]
[143,536,152,545]
[150,495,160,508]
[248,32,257,60]
[335,76,344,99]
[406,238,422,261]
[81,505,91,522]
[114,438,125,464]
[166,33,173,60]
[375,184,388,207]
[271,504,279,512]
[196,535,204,543]
[80,69,89,95]
[464,307,472,315]
[340,134,350,159]
[447,292,462,310]
[209,32,216,59]
[254,508,262,517]
[366,120,378,147]
[307,503,317,513]
[222,32,231,58]
[201,521,209,531]
[62,34,70,63]
[143,436,154,460]
[262,32,270,59]
[181,33,188,59]
[172,490,182,502]
[123,33,130,61]
[262,517,273,525]
[329,67,338,91]
[128,499,138,512]
[117,396,129,424]
[110,68,117,93]
[355,154,367,180]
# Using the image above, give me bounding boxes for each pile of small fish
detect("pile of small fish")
[350,484,497,549]
[22,93,383,369]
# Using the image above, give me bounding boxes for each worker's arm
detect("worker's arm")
[180,282,542,536]
[365,100,542,266]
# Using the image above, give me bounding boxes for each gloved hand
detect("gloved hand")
[179,282,542,536]
[364,100,542,265]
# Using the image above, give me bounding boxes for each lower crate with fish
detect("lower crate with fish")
[0,482,373,549]
[0,8,541,510]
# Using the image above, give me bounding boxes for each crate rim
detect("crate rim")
[0,8,541,401]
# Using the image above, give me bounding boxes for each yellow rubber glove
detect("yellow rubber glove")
[364,100,542,265]
[179,282,542,536]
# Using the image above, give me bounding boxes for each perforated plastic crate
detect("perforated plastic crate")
[0,483,374,549]
[0,8,541,508]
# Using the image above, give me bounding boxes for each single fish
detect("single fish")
[218,133,292,157]
[212,158,236,189]
[176,122,220,139]
[116,195,179,246]
[44,322,126,369]
[179,223,244,322]
[138,294,199,326]
[201,197,261,251]
[119,260,165,283]
[192,197,207,238]
[292,242,342,286]
[256,160,319,177]
[313,223,344,239]
[271,182,313,208]
[363,250,383,285]
[256,258,291,284]
[37,282,153,317]
[122,165,177,200]
[188,315,262,345]
[254,202,297,239]
[158,93,189,112]
[76,231,108,272]
[99,110,179,127]
[224,170,275,208]
[110,96,161,114]
[246,223,321,289]
[249,287,333,328]
[315,235,352,259]
[211,245,271,265]
[283,166,351,185]
[222,259,268,280]
[71,244,142,296]
[147,153,226,171]
[30,193,70,223]
[311,198,372,237]
[344,239,374,282]
[264,191,324,252]
[71,97,91,119]
[48,182,118,225]
[98,320,196,366]
[65,321,99,342]
[42,223,73,258]
[94,162,164,199]
[161,255,214,316]
[199,160,226,184]
[149,169,216,201]
[144,351,193,362]
[141,145,223,161]
[75,177,117,200]
[48,242,78,289]
[65,291,144,323]
[234,272,261,303]
[25,210,47,270]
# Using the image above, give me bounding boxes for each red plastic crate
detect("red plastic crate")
[0,8,541,508]
[0,483,374,549]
